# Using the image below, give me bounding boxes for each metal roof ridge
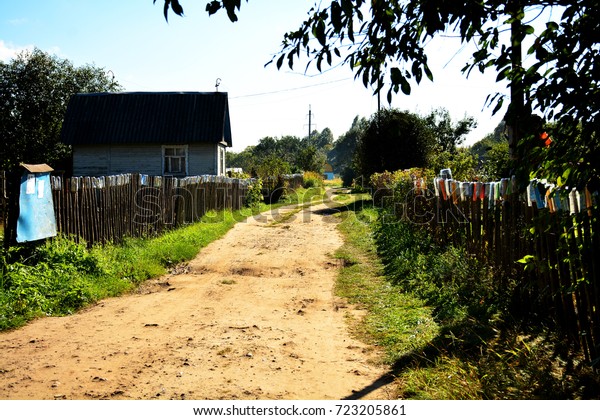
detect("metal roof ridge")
[74,91,228,96]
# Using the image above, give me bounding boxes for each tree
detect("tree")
[158,0,599,188]
[424,108,476,153]
[483,141,511,179]
[296,144,326,173]
[329,116,366,166]
[0,48,121,171]
[470,121,506,161]
[355,109,435,180]
[328,116,367,186]
[421,108,478,180]
[250,135,302,173]
[467,121,512,180]
[306,127,334,151]
[251,136,278,159]
[277,135,303,170]
[226,147,255,172]
[255,154,290,179]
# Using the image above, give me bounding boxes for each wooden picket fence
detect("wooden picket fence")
[50,173,252,246]
[427,178,600,364]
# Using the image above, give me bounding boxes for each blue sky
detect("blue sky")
[1,0,507,152]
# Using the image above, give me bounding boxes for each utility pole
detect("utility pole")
[305,105,317,144]
[308,105,312,142]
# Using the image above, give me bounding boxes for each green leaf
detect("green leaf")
[313,19,327,46]
[400,78,411,95]
[412,61,423,84]
[164,1,170,21]
[517,255,535,264]
[390,67,402,84]
[331,1,343,32]
[206,1,221,16]
[424,64,433,82]
[348,18,354,43]
[170,0,183,16]
[276,54,285,70]
[491,97,504,115]
[496,67,510,82]
[341,0,353,16]
[362,68,369,87]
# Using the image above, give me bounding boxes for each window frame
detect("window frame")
[162,144,188,177]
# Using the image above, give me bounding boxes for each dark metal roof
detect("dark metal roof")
[61,92,232,147]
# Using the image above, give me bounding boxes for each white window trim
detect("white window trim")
[162,144,189,177]
[219,145,226,176]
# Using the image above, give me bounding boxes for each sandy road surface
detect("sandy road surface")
[0,198,393,400]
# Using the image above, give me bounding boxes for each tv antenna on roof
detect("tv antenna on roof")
[215,78,221,92]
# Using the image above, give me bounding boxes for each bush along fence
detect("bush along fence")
[49,173,252,246]
[388,171,599,364]
[261,174,304,204]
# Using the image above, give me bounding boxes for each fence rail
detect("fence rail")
[50,173,252,246]
[426,177,599,363]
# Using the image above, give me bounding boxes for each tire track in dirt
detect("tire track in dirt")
[0,199,393,400]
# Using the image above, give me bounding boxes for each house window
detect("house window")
[163,145,188,176]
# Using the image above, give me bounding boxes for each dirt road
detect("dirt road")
[0,197,393,400]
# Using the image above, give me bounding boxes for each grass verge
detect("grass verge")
[332,192,600,399]
[332,198,438,368]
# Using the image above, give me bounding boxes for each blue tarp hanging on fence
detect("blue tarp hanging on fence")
[16,163,57,243]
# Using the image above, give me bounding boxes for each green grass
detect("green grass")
[398,356,483,399]
[264,187,326,227]
[285,186,325,205]
[333,200,438,366]
[324,178,343,188]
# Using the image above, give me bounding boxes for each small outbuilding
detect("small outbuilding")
[61,91,232,177]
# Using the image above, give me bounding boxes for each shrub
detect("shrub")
[428,147,479,181]
[244,178,263,207]
[341,166,356,188]
[355,109,436,180]
[227,170,250,179]
[370,168,433,209]
[1,254,93,322]
[30,236,101,275]
[303,171,324,188]
[374,217,496,323]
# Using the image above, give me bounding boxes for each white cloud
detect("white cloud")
[8,18,28,26]
[0,40,33,62]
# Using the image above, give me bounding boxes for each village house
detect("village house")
[61,91,232,177]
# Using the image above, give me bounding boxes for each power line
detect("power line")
[229,77,351,99]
